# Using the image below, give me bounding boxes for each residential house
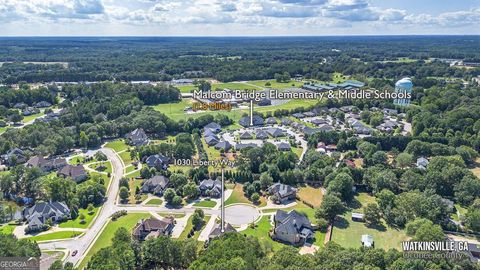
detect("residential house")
[205,135,220,146]
[141,175,170,195]
[26,155,67,172]
[292,113,305,119]
[1,148,27,166]
[310,118,328,126]
[239,131,253,140]
[214,141,232,151]
[266,128,284,138]
[255,129,268,140]
[268,183,297,203]
[265,117,277,125]
[14,102,28,110]
[132,217,175,241]
[204,122,221,133]
[258,98,271,106]
[22,107,40,116]
[208,222,236,241]
[23,201,71,231]
[276,142,291,151]
[199,179,222,197]
[281,118,292,126]
[303,112,315,117]
[125,128,149,146]
[34,101,52,108]
[145,154,170,170]
[235,143,257,150]
[239,115,264,127]
[271,210,313,245]
[416,157,429,169]
[382,108,398,115]
[58,164,88,182]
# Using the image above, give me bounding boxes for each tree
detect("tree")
[465,208,480,232]
[364,203,381,225]
[172,195,182,206]
[326,172,354,201]
[371,151,387,165]
[119,186,129,202]
[456,145,478,165]
[395,152,413,168]
[251,193,260,204]
[140,167,152,179]
[79,131,89,148]
[87,203,94,214]
[454,175,480,205]
[170,173,188,190]
[315,194,345,221]
[192,209,205,230]
[119,177,129,189]
[183,182,199,199]
[94,151,108,161]
[259,172,273,190]
[79,213,86,223]
[164,188,176,204]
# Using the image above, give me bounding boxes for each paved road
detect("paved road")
[38,148,123,266]
[38,147,285,268]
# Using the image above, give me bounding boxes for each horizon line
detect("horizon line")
[0,34,479,38]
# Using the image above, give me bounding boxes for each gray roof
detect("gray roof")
[265,117,277,124]
[209,222,236,239]
[145,154,169,168]
[235,143,257,150]
[266,128,284,137]
[143,175,170,191]
[58,164,87,180]
[214,140,232,151]
[274,210,312,236]
[239,115,264,127]
[268,183,296,198]
[277,142,291,151]
[239,131,253,139]
[204,122,221,132]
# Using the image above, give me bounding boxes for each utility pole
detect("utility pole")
[250,100,253,126]
[221,168,225,233]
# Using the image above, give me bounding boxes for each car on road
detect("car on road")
[72,250,78,257]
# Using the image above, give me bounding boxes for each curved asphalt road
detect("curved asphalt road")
[38,147,263,268]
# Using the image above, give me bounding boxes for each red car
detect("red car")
[72,250,78,257]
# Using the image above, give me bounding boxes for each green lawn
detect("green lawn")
[212,82,261,90]
[59,207,99,229]
[331,193,408,250]
[78,213,150,269]
[25,231,82,242]
[119,151,133,165]
[69,155,85,165]
[128,179,145,204]
[263,201,316,221]
[243,216,285,253]
[87,161,112,174]
[22,111,45,123]
[104,140,129,153]
[0,224,17,234]
[90,172,111,188]
[179,215,194,240]
[125,170,141,178]
[247,79,303,89]
[125,165,137,174]
[193,200,217,208]
[451,203,468,222]
[291,147,303,160]
[145,198,163,205]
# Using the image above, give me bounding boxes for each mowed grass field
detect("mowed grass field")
[247,79,303,89]
[104,140,129,152]
[25,231,82,242]
[225,184,266,207]
[177,82,261,93]
[78,213,150,269]
[59,207,99,229]
[331,193,408,250]
[297,186,323,208]
[153,98,320,122]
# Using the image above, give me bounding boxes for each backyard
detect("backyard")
[330,193,408,250]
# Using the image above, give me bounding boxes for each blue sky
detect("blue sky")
[0,0,478,36]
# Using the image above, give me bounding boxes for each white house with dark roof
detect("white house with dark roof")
[272,210,313,245]
[276,142,291,151]
[266,128,284,138]
[125,128,149,146]
[265,117,278,125]
[214,140,232,151]
[26,155,67,172]
[239,131,253,140]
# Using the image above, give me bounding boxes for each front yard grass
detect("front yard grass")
[78,213,150,269]
[25,231,82,242]
[225,184,266,207]
[59,207,99,229]
[145,198,163,205]
[179,215,194,240]
[192,215,211,240]
[119,151,133,166]
[104,140,129,153]
[330,192,408,250]
[0,224,17,234]
[193,200,217,208]
[243,216,285,253]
